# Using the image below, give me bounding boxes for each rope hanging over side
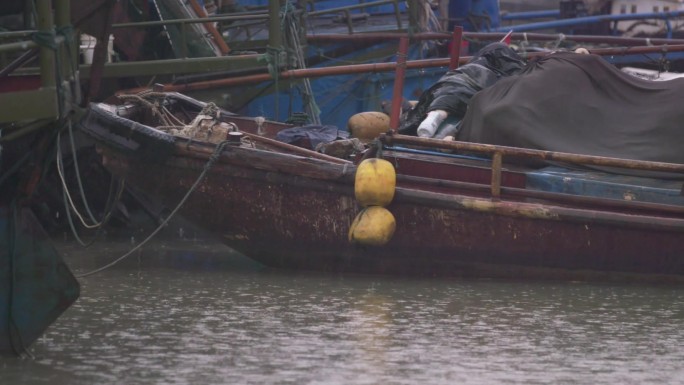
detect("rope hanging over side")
[76,139,231,278]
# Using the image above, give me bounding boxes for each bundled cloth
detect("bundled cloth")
[398,42,526,138]
[276,124,348,150]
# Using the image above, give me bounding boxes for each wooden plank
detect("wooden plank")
[76,55,262,78]
[0,88,58,123]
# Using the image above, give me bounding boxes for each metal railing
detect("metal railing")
[107,0,407,58]
[0,0,75,123]
[307,0,404,34]
[381,134,684,215]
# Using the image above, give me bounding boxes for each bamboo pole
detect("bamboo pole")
[140,43,684,93]
[381,134,684,174]
[306,32,684,46]
[268,0,281,49]
[35,0,56,89]
[394,173,684,216]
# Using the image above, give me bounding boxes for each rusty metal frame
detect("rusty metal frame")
[381,133,684,207]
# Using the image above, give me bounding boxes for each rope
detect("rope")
[56,130,101,229]
[117,94,174,127]
[161,106,186,126]
[282,1,321,125]
[76,140,231,278]
[57,122,125,247]
[67,120,99,224]
[159,102,224,142]
[61,171,125,248]
[61,184,90,247]
[199,102,220,118]
[552,33,566,50]
[375,139,384,159]
[31,30,58,50]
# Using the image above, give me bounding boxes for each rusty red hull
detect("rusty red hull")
[79,97,684,282]
[97,144,684,282]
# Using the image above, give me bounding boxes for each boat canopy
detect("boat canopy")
[458,51,684,176]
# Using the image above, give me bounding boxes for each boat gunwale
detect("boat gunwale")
[382,133,684,175]
[81,98,684,233]
[115,142,684,233]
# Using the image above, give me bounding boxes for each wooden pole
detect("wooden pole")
[119,43,684,94]
[381,134,684,174]
[268,0,282,49]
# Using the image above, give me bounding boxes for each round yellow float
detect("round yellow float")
[347,111,390,143]
[354,158,396,207]
[348,206,396,246]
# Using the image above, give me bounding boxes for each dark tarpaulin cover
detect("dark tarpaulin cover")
[458,52,684,176]
[398,42,525,136]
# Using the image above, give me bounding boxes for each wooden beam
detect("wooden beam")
[0,88,58,123]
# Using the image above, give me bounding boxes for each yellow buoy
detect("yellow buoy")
[348,206,396,246]
[354,158,396,207]
[347,111,390,143]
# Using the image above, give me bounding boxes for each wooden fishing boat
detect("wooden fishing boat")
[78,88,684,283]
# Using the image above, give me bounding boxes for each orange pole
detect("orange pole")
[449,26,463,70]
[117,43,684,95]
[188,0,231,55]
[389,37,409,131]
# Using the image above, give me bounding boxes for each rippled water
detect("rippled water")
[2,238,684,385]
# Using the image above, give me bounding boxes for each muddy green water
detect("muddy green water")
[2,238,684,385]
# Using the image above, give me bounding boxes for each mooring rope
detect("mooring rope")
[75,140,231,278]
[56,121,126,247]
[66,120,99,224]
[56,129,101,230]
[61,172,125,248]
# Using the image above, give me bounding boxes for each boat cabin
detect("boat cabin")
[611,0,684,34]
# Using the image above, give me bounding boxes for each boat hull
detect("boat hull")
[80,96,684,282]
[100,145,684,281]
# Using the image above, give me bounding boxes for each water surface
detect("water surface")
[2,238,684,384]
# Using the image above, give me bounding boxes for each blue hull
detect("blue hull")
[0,206,79,355]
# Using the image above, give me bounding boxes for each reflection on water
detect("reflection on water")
[2,238,684,385]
